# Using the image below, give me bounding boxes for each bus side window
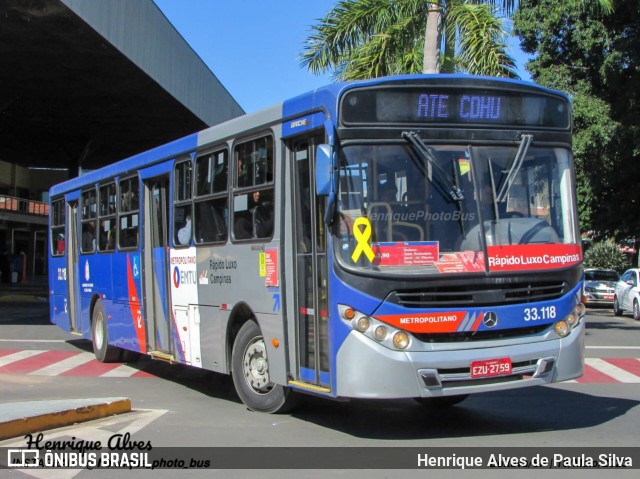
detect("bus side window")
[118,176,139,249]
[80,188,97,253]
[98,183,117,252]
[232,136,274,241]
[194,198,227,243]
[51,199,66,256]
[176,205,192,245]
[193,149,228,245]
[174,158,193,247]
[98,218,117,251]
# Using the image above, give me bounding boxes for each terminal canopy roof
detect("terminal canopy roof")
[0,0,244,171]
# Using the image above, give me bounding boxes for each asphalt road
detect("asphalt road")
[0,302,638,478]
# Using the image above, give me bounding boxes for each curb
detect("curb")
[0,397,132,441]
[0,294,48,303]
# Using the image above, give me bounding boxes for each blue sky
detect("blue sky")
[154,0,531,114]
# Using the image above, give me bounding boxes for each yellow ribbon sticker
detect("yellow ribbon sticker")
[351,217,375,263]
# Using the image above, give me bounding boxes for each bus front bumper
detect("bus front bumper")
[334,321,585,399]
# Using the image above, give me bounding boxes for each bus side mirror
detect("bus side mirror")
[315,144,332,196]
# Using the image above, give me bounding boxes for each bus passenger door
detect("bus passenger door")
[142,176,172,356]
[291,136,330,388]
[66,201,79,332]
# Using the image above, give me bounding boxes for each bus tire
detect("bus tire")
[231,320,297,413]
[91,300,120,363]
[414,395,469,408]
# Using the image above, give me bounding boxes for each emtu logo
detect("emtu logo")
[173,266,181,288]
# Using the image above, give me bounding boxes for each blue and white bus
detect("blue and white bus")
[49,74,585,413]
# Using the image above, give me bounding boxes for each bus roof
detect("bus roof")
[49,133,198,197]
[50,74,568,198]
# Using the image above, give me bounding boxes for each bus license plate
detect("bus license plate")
[470,358,512,378]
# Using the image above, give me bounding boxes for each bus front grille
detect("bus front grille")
[412,324,551,343]
[391,281,566,308]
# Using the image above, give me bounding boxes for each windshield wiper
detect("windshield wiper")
[402,131,464,202]
[486,156,500,221]
[496,134,533,203]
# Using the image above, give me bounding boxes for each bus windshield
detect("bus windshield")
[335,141,577,274]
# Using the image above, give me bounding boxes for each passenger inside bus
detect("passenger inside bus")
[177,213,192,245]
[107,229,116,250]
[252,190,273,238]
[82,222,95,252]
[99,219,117,251]
[234,190,273,240]
[56,234,65,254]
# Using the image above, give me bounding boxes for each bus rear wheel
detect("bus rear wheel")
[231,320,297,413]
[91,300,120,363]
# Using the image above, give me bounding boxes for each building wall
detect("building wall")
[0,160,69,201]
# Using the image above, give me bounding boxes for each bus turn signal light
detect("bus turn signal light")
[343,307,355,320]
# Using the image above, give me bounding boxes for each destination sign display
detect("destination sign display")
[340,87,570,128]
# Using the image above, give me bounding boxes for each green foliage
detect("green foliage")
[300,0,518,81]
[513,0,640,239]
[447,3,517,77]
[583,240,627,271]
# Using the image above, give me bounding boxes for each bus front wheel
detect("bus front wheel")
[231,320,297,413]
[91,300,120,363]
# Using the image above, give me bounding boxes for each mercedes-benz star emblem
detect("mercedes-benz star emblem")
[483,311,498,328]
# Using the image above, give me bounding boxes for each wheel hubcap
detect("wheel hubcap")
[242,336,272,394]
[94,312,104,349]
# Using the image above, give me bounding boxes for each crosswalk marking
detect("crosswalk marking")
[98,363,145,377]
[28,351,95,376]
[0,349,47,367]
[584,357,640,383]
[1,350,640,383]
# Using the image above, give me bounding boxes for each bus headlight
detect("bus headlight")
[354,316,371,332]
[566,312,579,327]
[554,320,570,337]
[554,301,586,338]
[338,304,412,351]
[374,325,388,341]
[393,331,410,350]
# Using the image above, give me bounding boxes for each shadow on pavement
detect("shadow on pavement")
[289,387,640,440]
[61,336,640,441]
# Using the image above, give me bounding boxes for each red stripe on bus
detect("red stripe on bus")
[471,312,483,331]
[127,255,146,353]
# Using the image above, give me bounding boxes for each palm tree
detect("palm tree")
[300,0,615,80]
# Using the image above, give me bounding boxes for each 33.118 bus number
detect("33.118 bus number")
[523,306,556,321]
